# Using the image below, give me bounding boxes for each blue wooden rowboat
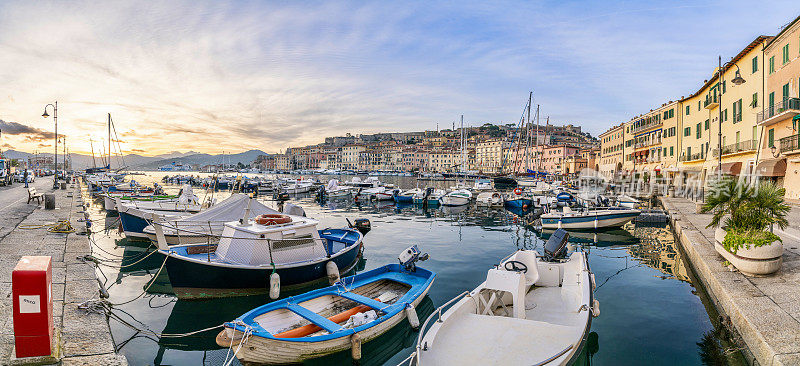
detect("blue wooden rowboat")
[218,263,435,364]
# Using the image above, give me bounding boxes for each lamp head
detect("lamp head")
[731,69,745,85]
[771,145,777,157]
[42,110,49,118]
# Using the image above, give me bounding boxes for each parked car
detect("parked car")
[14,170,35,183]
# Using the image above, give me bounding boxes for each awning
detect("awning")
[666,165,679,172]
[712,161,743,175]
[793,114,800,121]
[755,158,786,177]
[654,164,662,171]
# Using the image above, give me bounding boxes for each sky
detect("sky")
[1,0,800,156]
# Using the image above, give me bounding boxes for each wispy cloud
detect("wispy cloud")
[0,0,799,155]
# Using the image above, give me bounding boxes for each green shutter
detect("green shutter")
[769,56,775,73]
[696,123,701,138]
[768,128,774,148]
[751,92,758,107]
[769,92,775,107]
[670,146,674,156]
[752,56,758,73]
[686,106,690,115]
[783,83,790,101]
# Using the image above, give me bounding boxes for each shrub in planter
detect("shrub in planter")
[700,179,789,275]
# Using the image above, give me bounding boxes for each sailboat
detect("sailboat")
[442,115,473,206]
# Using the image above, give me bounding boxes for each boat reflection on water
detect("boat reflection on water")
[537,228,640,248]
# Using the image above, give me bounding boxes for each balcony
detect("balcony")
[711,139,757,157]
[780,134,800,154]
[679,152,705,162]
[757,98,800,126]
[704,92,719,109]
[631,121,662,134]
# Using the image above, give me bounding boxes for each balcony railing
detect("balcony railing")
[704,92,719,109]
[780,134,800,154]
[757,98,800,124]
[679,152,705,162]
[634,139,662,149]
[711,139,757,157]
[631,121,663,134]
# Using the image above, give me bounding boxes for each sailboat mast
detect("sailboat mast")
[90,138,97,168]
[107,113,111,169]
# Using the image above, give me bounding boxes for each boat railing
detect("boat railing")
[403,290,472,365]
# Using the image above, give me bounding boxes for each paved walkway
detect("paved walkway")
[0,179,126,365]
[662,197,800,366]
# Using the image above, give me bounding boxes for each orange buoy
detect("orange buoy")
[513,188,522,195]
[255,214,292,225]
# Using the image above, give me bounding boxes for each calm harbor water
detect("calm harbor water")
[85,172,744,366]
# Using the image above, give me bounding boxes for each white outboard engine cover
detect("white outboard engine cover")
[179,184,198,205]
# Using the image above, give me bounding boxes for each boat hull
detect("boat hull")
[163,243,363,299]
[540,211,639,229]
[229,266,435,364]
[118,210,151,239]
[439,196,470,206]
[504,199,532,209]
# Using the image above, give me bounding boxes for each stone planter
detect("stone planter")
[714,227,783,276]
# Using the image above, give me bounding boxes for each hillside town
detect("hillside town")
[252,123,601,175]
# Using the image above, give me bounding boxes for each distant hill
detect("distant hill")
[137,150,268,170]
[0,149,268,170]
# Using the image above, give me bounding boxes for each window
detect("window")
[783,82,790,101]
[698,101,701,111]
[670,146,674,156]
[705,119,709,130]
[686,106,690,115]
[722,81,726,94]
[768,128,774,148]
[752,56,758,73]
[684,127,691,137]
[733,99,742,123]
[769,92,775,108]
[669,109,674,118]
[783,44,790,64]
[751,92,758,108]
[687,147,691,159]
[696,123,701,139]
[769,56,775,74]
[736,131,740,144]
[723,109,728,122]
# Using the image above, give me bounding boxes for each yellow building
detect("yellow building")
[758,17,800,199]
[599,123,625,178]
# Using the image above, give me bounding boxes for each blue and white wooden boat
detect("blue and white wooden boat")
[153,214,364,299]
[539,207,640,230]
[217,261,435,364]
[394,188,420,204]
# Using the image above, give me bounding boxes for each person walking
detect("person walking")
[23,169,28,188]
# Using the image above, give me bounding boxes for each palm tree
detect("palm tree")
[701,178,789,247]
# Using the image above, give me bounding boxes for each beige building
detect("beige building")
[758,17,800,199]
[599,123,625,178]
[475,139,509,174]
[340,145,365,170]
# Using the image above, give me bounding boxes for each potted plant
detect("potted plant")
[701,179,789,276]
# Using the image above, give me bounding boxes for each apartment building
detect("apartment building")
[340,145,364,170]
[475,139,509,174]
[599,123,625,178]
[758,18,800,198]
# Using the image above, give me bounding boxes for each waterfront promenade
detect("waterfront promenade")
[663,196,800,366]
[0,179,126,365]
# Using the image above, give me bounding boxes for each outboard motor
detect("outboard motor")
[398,245,429,272]
[348,218,372,236]
[543,228,570,262]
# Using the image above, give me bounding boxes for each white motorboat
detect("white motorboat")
[413,230,597,366]
[323,179,353,199]
[283,181,314,194]
[439,189,472,206]
[539,206,640,230]
[475,191,504,207]
[616,195,639,208]
[472,179,493,192]
[426,189,445,206]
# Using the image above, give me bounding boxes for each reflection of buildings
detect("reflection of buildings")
[623,223,690,282]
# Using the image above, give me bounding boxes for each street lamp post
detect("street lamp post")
[42,101,58,188]
[717,56,746,180]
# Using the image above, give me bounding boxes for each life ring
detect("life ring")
[255,214,292,225]
[513,188,523,195]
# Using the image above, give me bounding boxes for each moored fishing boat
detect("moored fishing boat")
[411,229,597,366]
[152,213,365,298]
[394,188,420,204]
[539,206,640,230]
[439,189,472,206]
[216,248,434,364]
[475,191,504,207]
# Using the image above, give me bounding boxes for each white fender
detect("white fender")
[406,304,420,329]
[591,299,600,317]
[326,261,340,285]
[269,272,281,299]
